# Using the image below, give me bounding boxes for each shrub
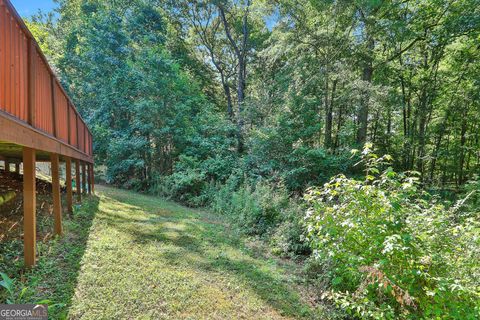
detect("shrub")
[304,144,480,319]
[212,179,288,235]
[151,155,213,206]
[210,176,310,256]
[156,169,207,206]
[464,176,480,212]
[270,200,311,257]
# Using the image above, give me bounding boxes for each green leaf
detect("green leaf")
[332,277,343,286]
[0,272,14,295]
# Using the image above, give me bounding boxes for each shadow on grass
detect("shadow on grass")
[102,190,310,318]
[23,195,100,318]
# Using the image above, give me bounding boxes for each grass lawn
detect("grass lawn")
[4,185,316,319]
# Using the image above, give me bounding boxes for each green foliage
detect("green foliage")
[1,196,98,317]
[153,157,207,206]
[49,0,223,191]
[0,273,52,307]
[269,201,311,257]
[464,177,480,211]
[247,128,356,192]
[150,108,238,205]
[0,272,17,304]
[304,145,480,319]
[24,11,59,62]
[210,178,309,257]
[212,180,283,235]
[29,0,480,316]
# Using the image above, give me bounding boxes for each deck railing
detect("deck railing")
[0,0,92,158]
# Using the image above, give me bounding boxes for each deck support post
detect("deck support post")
[75,159,81,202]
[81,162,87,195]
[15,163,20,174]
[91,165,95,195]
[23,147,36,267]
[86,164,92,195]
[65,157,73,214]
[4,160,10,172]
[51,153,62,236]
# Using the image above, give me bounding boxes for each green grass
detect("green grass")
[4,185,315,319]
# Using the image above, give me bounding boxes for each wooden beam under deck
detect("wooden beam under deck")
[0,111,93,163]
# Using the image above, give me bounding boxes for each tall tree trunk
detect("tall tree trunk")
[324,79,337,149]
[218,2,250,153]
[429,109,450,182]
[215,68,234,119]
[441,134,451,187]
[334,87,344,150]
[407,89,414,169]
[399,71,410,169]
[416,89,428,178]
[356,37,374,146]
[416,47,430,179]
[236,54,246,152]
[371,110,380,145]
[465,123,474,181]
[224,84,234,119]
[458,106,468,185]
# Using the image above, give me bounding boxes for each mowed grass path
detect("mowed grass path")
[67,186,311,319]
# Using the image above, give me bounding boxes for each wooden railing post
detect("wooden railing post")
[65,157,73,214]
[23,147,36,267]
[51,153,62,235]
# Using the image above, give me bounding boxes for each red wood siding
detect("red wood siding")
[0,3,28,121]
[0,0,93,158]
[55,82,69,142]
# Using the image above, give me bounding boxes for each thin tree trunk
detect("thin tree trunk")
[416,47,430,179]
[356,31,374,146]
[400,71,410,169]
[458,106,468,185]
[429,109,450,182]
[334,89,343,150]
[324,79,337,149]
[221,79,234,119]
[218,2,250,153]
[371,110,380,145]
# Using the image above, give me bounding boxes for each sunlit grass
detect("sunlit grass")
[65,186,312,319]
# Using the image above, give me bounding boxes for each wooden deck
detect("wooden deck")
[0,0,94,267]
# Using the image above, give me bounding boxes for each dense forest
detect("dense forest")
[27,0,479,318]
